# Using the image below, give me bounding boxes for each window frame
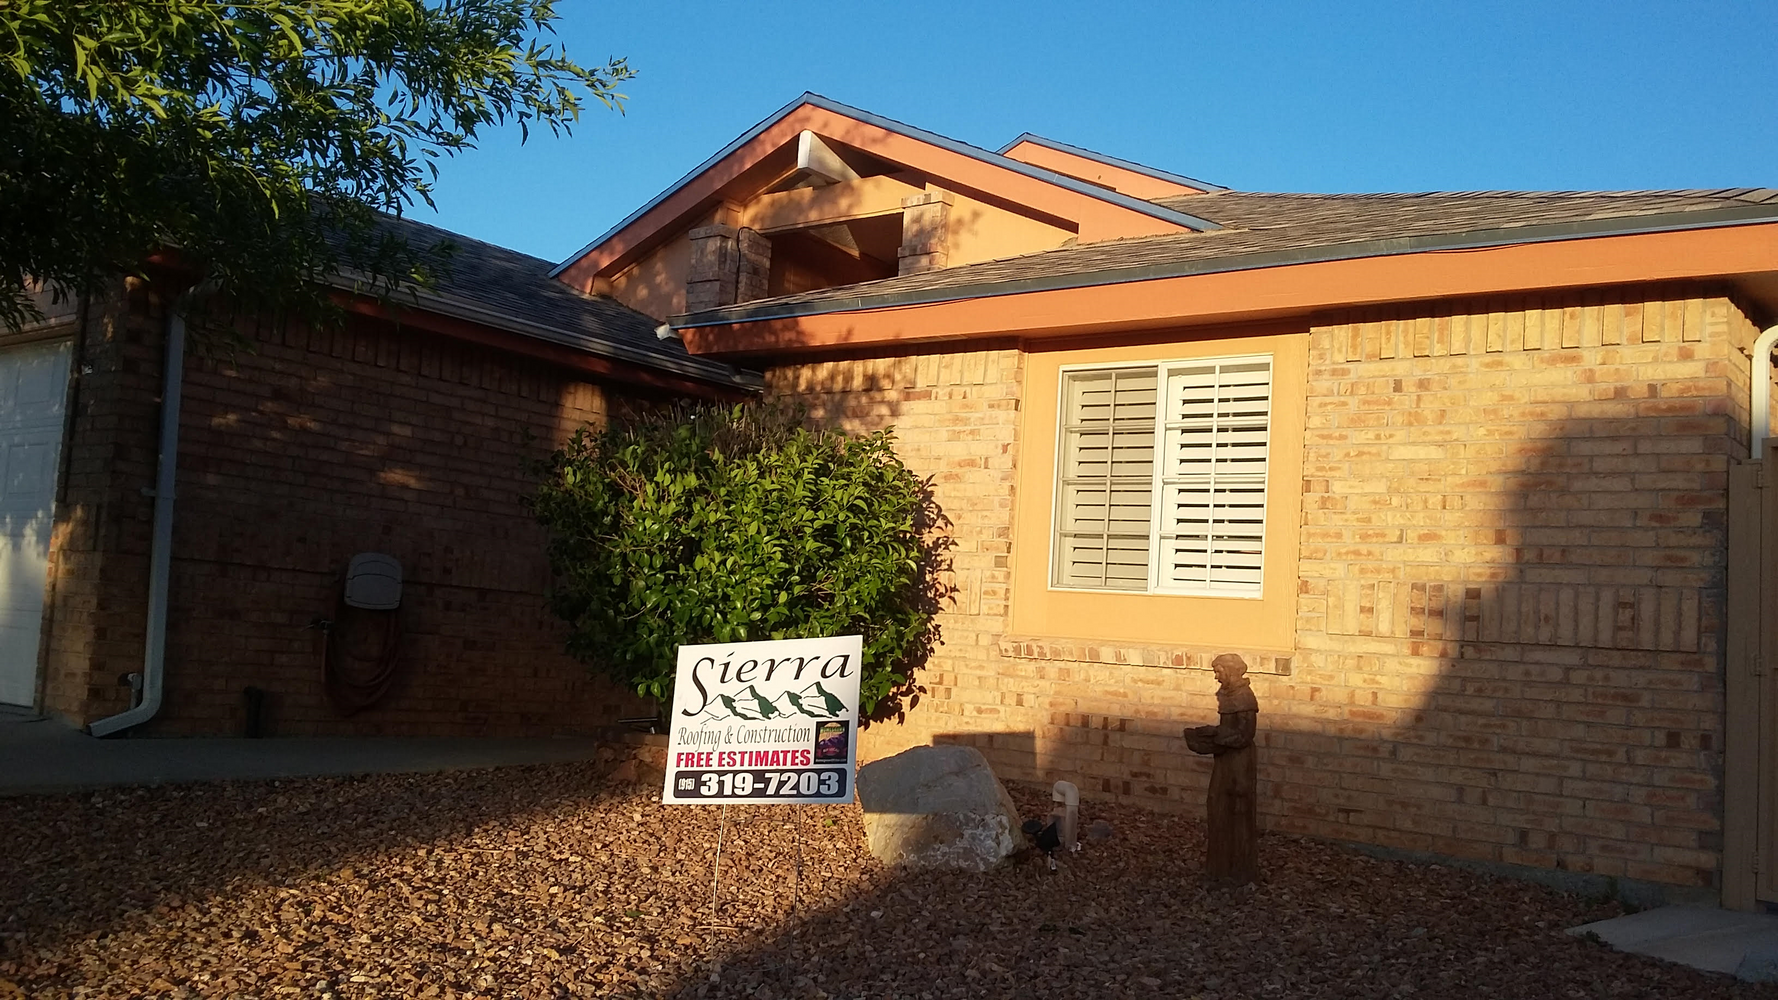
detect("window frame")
[1048,352,1275,600]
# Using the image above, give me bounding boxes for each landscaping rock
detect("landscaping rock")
[855,744,1024,870]
[1737,944,1778,983]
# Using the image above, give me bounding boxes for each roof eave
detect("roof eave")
[669,203,1778,331]
[324,274,764,390]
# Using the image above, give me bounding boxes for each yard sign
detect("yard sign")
[661,635,862,805]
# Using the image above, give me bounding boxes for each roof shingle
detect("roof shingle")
[677,188,1778,323]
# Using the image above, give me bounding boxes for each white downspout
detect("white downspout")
[1754,325,1778,461]
[87,302,187,737]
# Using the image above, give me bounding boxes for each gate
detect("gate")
[1727,447,1778,908]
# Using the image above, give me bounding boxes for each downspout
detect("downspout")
[1754,324,1778,460]
[87,298,188,737]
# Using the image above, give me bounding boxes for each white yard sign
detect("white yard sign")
[661,635,863,805]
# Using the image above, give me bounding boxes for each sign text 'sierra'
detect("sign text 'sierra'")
[661,635,862,805]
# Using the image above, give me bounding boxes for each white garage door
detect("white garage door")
[0,340,71,706]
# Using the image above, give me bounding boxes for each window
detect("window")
[1053,354,1273,596]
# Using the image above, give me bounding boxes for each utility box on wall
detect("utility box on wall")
[343,553,402,610]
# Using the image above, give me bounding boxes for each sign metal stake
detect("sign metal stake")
[710,803,728,921]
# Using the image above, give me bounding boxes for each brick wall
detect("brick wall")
[1285,288,1753,888]
[763,346,1024,758]
[31,281,166,725]
[41,282,649,736]
[768,286,1759,890]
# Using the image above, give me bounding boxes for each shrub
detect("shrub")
[529,403,948,720]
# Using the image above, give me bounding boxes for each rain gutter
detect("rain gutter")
[330,280,763,391]
[669,203,1778,331]
[1752,324,1778,459]
[88,298,190,737]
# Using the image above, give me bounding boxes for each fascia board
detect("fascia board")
[999,132,1229,193]
[548,93,1222,280]
[670,204,1778,329]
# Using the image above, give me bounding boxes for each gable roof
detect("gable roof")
[998,133,1227,197]
[549,93,1224,287]
[341,214,761,390]
[671,187,1778,328]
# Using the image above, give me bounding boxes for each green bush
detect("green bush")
[528,403,949,720]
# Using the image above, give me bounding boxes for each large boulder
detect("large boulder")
[856,744,1025,871]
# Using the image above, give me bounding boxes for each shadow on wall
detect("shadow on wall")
[946,400,1725,892]
[764,297,1743,896]
[83,289,661,738]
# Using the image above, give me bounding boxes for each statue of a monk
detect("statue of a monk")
[1183,653,1259,887]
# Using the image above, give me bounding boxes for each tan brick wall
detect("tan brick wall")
[39,282,650,736]
[1285,287,1747,888]
[770,286,1757,890]
[763,346,1024,757]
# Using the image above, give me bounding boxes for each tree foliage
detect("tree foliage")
[1,1,630,330]
[529,404,950,721]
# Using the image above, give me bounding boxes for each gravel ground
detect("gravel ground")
[1,762,1771,1000]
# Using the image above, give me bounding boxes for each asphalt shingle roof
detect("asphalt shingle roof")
[365,214,758,389]
[677,188,1778,323]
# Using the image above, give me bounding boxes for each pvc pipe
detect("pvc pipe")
[1753,324,1778,461]
[88,303,186,737]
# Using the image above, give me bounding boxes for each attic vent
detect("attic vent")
[765,131,862,192]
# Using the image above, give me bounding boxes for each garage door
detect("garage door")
[0,340,71,706]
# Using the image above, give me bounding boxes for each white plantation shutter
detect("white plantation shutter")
[1055,368,1157,589]
[1159,357,1272,593]
[1053,355,1272,595]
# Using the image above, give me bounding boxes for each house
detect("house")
[1,218,757,740]
[9,91,1778,908]
[551,95,1778,907]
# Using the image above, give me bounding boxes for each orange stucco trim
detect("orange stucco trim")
[1001,139,1210,199]
[1010,331,1308,651]
[679,222,1778,357]
[555,104,1196,289]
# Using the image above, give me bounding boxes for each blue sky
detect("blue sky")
[423,0,1778,263]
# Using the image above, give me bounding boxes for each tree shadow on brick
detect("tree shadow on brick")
[38,282,660,738]
[1261,289,1747,895]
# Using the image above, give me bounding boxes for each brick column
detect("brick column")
[685,224,738,312]
[687,225,772,311]
[737,227,771,303]
[899,189,953,275]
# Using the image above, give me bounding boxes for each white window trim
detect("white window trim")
[1047,353,1274,600]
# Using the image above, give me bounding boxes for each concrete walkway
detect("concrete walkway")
[1571,905,1778,982]
[0,710,610,796]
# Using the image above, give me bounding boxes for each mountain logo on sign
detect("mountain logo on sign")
[699,682,847,722]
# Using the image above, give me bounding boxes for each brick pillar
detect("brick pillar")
[687,225,772,310]
[899,189,953,275]
[737,227,771,303]
[686,224,738,312]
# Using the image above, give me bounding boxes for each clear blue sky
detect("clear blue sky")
[423,0,1778,263]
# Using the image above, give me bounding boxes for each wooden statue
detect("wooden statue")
[1183,653,1259,886]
